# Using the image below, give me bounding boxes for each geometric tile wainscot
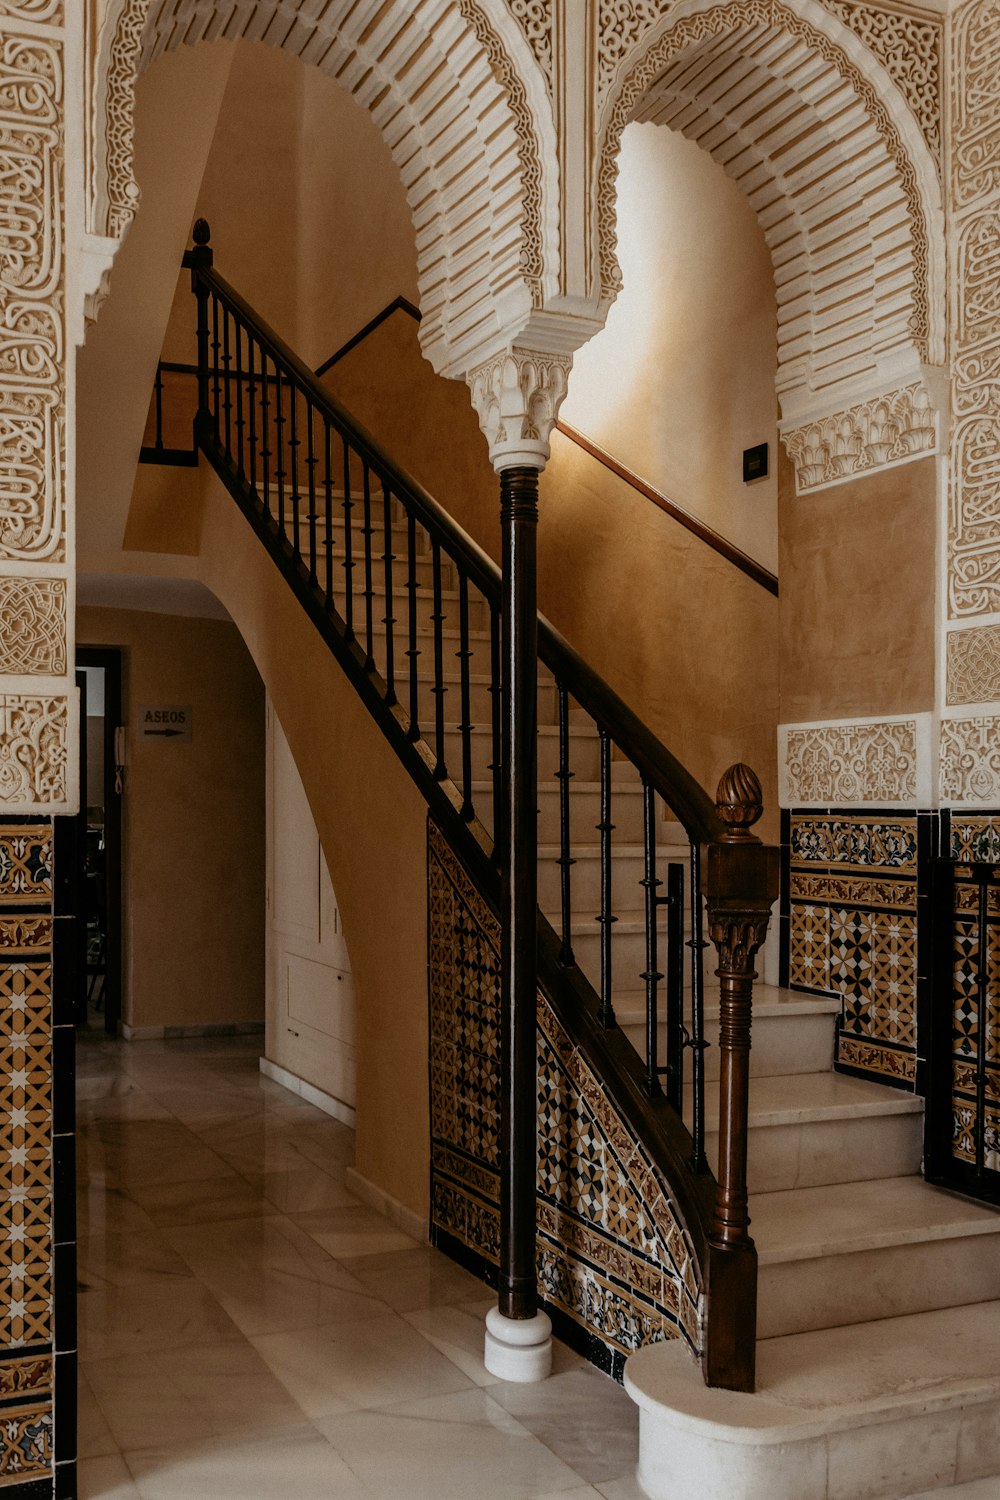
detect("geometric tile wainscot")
[782,811,932,1089]
[427,823,701,1381]
[0,821,74,1499]
[947,814,1000,1177]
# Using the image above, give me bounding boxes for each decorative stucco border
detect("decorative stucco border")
[779,713,934,808]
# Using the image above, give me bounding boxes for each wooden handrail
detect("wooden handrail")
[315,296,421,376]
[196,259,725,849]
[556,420,779,597]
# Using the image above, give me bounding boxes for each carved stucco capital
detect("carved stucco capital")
[467,347,572,471]
[780,380,939,495]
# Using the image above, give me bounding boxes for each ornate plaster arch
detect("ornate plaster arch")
[87,0,561,378]
[595,0,946,482]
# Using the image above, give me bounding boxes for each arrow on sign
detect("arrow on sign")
[145,728,184,738]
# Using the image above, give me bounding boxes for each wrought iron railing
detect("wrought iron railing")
[151,223,777,1391]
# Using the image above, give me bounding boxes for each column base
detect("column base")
[484,1306,553,1382]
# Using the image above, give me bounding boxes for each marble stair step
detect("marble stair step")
[615,985,839,1082]
[537,838,690,910]
[624,1300,1000,1500]
[753,1177,1000,1338]
[699,1071,923,1193]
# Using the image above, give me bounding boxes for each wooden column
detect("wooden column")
[702,764,779,1392]
[498,464,540,1321]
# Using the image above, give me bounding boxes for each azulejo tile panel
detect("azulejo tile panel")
[786,812,922,1088]
[427,823,701,1373]
[0,818,57,1491]
[948,859,1000,1174]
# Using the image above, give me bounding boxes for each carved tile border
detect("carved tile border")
[779,714,932,808]
[940,713,1000,806]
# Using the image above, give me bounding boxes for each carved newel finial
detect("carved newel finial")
[716,763,763,842]
[192,218,211,247]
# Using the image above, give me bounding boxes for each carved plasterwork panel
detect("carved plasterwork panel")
[504,0,553,95]
[0,31,65,564]
[815,1,942,170]
[0,697,67,808]
[781,383,936,494]
[97,0,146,240]
[0,579,65,677]
[947,626,1000,706]
[597,0,943,170]
[952,0,1000,210]
[780,718,926,807]
[597,0,932,394]
[941,715,1000,804]
[0,3,62,19]
[949,414,1000,618]
[957,211,1000,345]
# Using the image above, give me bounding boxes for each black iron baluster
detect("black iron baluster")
[458,574,474,820]
[556,685,574,966]
[233,318,245,478]
[688,841,708,1173]
[152,363,165,451]
[406,511,420,741]
[222,305,232,456]
[289,383,300,563]
[246,335,257,494]
[382,484,396,706]
[597,728,617,1028]
[641,779,662,1094]
[274,365,285,535]
[666,861,685,1112]
[324,421,333,609]
[260,350,271,515]
[306,402,317,585]
[432,541,447,778]
[362,462,375,670]
[342,437,354,641]
[211,292,221,436]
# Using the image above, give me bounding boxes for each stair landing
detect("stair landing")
[625,1300,1000,1500]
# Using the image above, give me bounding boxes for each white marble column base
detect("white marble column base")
[484,1306,553,1382]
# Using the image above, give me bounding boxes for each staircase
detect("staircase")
[162,234,1000,1500]
[316,474,1000,1500]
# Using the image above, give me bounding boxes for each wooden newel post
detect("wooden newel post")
[702,763,779,1393]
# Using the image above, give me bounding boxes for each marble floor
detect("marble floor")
[75,1028,645,1499]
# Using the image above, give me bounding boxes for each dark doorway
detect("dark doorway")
[76,648,123,1035]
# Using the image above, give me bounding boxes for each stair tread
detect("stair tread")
[614,983,840,1019]
[752,1177,1000,1263]
[627,1300,1000,1439]
[694,1071,924,1129]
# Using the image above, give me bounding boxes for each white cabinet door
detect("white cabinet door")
[265,700,357,1109]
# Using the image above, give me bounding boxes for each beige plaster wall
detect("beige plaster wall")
[778,452,937,723]
[77,606,265,1034]
[562,123,779,576]
[192,470,430,1216]
[77,42,234,573]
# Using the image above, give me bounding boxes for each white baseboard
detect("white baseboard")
[120,1020,264,1041]
[259,1055,356,1128]
[345,1167,429,1243]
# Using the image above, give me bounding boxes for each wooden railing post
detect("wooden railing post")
[702,764,779,1392]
